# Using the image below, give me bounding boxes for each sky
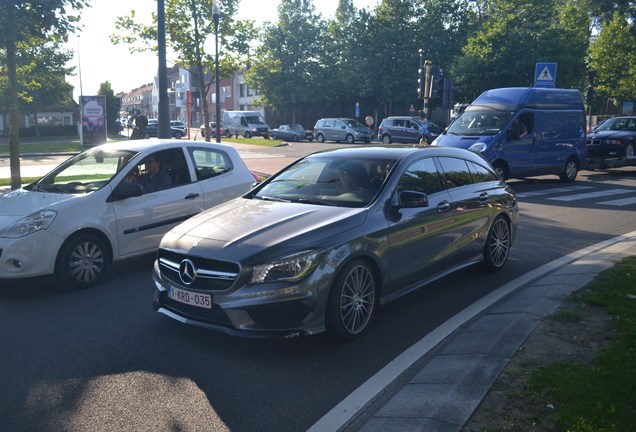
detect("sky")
[66,0,379,100]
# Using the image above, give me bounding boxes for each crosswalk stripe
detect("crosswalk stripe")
[547,188,634,202]
[515,186,592,198]
[597,196,636,206]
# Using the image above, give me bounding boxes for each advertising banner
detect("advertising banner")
[81,95,107,147]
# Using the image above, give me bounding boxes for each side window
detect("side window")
[190,148,234,181]
[127,149,185,194]
[467,161,498,183]
[394,119,404,127]
[397,158,443,196]
[437,157,474,188]
[325,120,334,128]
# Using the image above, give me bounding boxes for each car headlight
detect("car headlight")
[0,210,57,238]
[469,142,488,153]
[250,250,324,283]
[607,139,623,145]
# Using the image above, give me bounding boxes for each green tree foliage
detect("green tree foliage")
[112,0,257,141]
[0,0,87,190]
[588,11,636,108]
[98,81,121,136]
[451,0,589,102]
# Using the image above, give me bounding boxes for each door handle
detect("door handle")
[185,193,200,200]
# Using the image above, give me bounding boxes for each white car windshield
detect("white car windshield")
[447,110,513,136]
[252,156,396,208]
[28,148,138,194]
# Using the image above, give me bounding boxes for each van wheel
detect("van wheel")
[326,259,377,341]
[317,133,325,143]
[225,130,232,138]
[559,158,578,182]
[55,233,109,290]
[492,162,508,180]
[346,134,355,144]
[174,131,182,139]
[244,131,251,138]
[625,142,635,159]
[382,135,392,145]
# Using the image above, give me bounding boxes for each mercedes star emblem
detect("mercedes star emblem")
[179,259,197,285]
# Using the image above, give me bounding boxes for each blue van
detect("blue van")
[432,87,586,182]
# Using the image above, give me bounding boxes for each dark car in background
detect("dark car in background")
[152,146,518,340]
[144,123,186,139]
[587,116,636,168]
[271,123,314,142]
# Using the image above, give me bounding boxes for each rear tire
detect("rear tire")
[317,133,325,143]
[492,162,508,181]
[559,158,578,182]
[382,135,392,145]
[483,216,511,271]
[55,233,109,290]
[326,259,377,341]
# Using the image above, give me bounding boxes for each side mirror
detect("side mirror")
[106,182,143,202]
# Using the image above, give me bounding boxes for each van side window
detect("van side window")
[511,113,533,140]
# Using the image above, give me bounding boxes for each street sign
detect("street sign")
[535,62,557,88]
[355,102,360,118]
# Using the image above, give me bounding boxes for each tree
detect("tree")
[451,0,589,102]
[0,0,87,190]
[19,39,75,137]
[588,11,636,111]
[112,0,257,141]
[247,0,326,123]
[98,81,121,136]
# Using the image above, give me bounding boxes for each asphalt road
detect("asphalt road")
[1,142,635,431]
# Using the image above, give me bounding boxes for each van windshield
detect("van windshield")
[447,110,513,136]
[245,115,266,125]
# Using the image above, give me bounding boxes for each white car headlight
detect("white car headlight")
[469,142,488,153]
[250,250,324,284]
[0,210,57,238]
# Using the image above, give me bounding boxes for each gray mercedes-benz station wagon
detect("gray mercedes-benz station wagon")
[152,146,519,340]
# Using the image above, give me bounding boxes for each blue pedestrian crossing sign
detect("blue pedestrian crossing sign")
[535,62,557,88]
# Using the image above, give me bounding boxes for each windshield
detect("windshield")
[446,110,513,136]
[251,155,397,208]
[27,148,138,194]
[596,117,636,132]
[245,115,266,125]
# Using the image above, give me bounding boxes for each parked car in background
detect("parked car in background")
[170,120,187,129]
[223,111,270,138]
[378,116,424,144]
[0,140,258,289]
[152,146,518,340]
[200,122,225,139]
[271,123,314,142]
[586,116,636,169]
[144,123,186,139]
[313,118,372,144]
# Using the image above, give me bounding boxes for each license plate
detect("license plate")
[168,286,212,309]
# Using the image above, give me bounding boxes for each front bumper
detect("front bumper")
[0,230,62,279]
[152,259,333,338]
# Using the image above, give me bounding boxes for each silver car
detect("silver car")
[152,146,519,340]
[314,118,372,143]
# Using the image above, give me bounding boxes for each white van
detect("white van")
[222,111,270,138]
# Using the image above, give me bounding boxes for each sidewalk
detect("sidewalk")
[307,231,636,432]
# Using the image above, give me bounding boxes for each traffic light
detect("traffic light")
[417,67,425,99]
[443,79,455,110]
[430,66,443,99]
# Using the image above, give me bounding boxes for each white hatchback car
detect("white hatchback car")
[0,140,258,289]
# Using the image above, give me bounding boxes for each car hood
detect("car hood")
[0,188,85,228]
[588,130,635,140]
[434,133,492,149]
[165,197,368,251]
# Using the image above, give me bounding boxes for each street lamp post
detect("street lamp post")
[212,2,221,143]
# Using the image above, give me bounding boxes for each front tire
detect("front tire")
[559,158,578,182]
[55,233,109,289]
[483,216,511,271]
[174,131,182,139]
[492,162,508,181]
[244,131,251,138]
[317,133,325,143]
[346,134,355,144]
[326,259,377,341]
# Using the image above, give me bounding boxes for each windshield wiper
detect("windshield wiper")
[255,195,292,203]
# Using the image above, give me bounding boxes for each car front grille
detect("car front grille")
[586,139,602,146]
[158,249,240,291]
